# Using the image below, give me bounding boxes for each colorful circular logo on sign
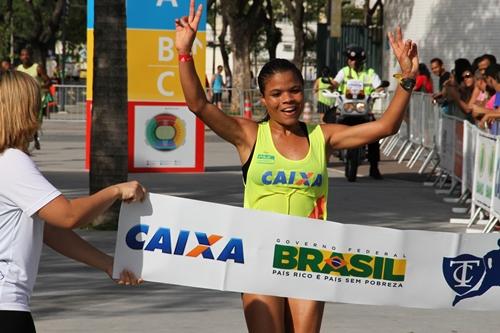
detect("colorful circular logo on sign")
[146,113,185,151]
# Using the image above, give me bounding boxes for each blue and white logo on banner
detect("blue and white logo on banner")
[127,0,207,31]
[443,239,500,306]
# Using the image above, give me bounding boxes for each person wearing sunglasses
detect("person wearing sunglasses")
[443,59,476,121]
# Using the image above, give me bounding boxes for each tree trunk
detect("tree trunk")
[90,0,128,227]
[25,0,65,66]
[220,0,264,114]
[283,0,305,71]
[263,0,281,60]
[218,16,231,79]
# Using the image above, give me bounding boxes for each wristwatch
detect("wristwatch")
[393,73,416,92]
[400,77,416,92]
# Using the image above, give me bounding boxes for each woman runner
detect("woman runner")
[175,1,418,331]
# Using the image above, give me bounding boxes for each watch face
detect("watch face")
[402,78,415,90]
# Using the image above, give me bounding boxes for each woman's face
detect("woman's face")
[462,71,474,87]
[476,78,486,91]
[261,70,304,126]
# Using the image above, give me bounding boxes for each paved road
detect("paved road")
[30,120,499,332]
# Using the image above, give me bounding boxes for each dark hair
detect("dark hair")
[320,66,331,83]
[485,63,500,82]
[320,66,330,78]
[257,58,304,95]
[480,54,497,66]
[430,58,443,66]
[20,47,33,56]
[1,57,10,63]
[454,58,472,84]
[418,63,431,79]
[471,56,482,73]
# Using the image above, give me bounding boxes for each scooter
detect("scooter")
[322,79,388,182]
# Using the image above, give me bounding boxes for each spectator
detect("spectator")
[430,57,451,114]
[313,66,336,123]
[1,58,12,73]
[472,63,500,123]
[414,63,433,93]
[478,54,497,74]
[485,63,500,108]
[16,47,51,150]
[211,65,225,110]
[468,70,494,110]
[444,59,475,120]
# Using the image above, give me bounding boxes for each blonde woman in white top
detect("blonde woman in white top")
[0,70,146,332]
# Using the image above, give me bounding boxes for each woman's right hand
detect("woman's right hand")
[175,0,203,54]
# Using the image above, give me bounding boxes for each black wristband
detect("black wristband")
[400,77,416,92]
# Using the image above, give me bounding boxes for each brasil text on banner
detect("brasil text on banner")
[114,193,500,310]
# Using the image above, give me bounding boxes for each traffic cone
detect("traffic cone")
[302,102,312,123]
[244,97,253,119]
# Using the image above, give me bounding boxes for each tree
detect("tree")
[217,15,232,80]
[282,0,305,70]
[219,0,265,112]
[364,0,383,27]
[262,0,282,60]
[0,0,85,64]
[0,0,13,60]
[90,0,128,227]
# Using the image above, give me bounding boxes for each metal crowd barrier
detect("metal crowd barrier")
[382,92,500,233]
[46,85,87,121]
[381,92,441,174]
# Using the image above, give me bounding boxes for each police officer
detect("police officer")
[332,45,384,179]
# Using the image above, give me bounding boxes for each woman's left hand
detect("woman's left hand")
[387,27,418,78]
[105,258,143,286]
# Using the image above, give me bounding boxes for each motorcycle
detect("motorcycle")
[322,79,388,182]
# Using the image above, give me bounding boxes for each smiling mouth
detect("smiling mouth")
[281,106,298,113]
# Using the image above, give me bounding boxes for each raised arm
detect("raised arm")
[321,27,418,150]
[175,0,256,154]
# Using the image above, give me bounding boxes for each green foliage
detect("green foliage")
[0,0,85,61]
[342,4,364,24]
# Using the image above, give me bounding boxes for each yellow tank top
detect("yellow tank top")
[16,63,39,80]
[243,121,328,220]
[16,63,46,92]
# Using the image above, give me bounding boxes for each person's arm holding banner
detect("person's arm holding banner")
[36,181,147,285]
[37,181,147,229]
[44,225,141,285]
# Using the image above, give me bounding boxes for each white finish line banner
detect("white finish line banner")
[114,193,500,311]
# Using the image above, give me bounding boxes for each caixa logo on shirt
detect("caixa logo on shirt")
[442,239,500,306]
[261,171,323,187]
[125,224,245,264]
